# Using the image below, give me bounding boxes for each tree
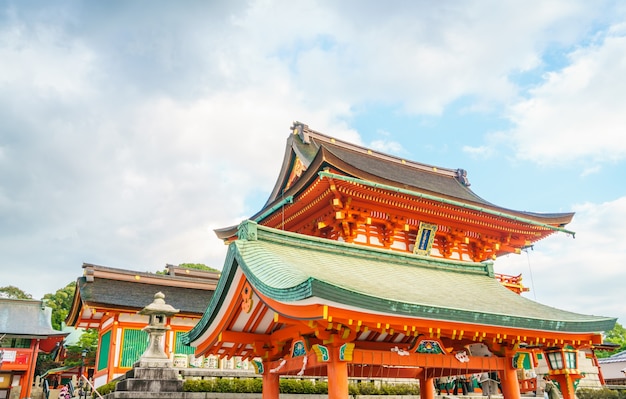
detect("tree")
[595,322,626,358]
[42,282,76,330]
[179,263,220,272]
[64,328,98,367]
[0,285,32,299]
[156,263,220,275]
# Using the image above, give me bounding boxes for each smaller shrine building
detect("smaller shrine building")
[65,263,219,387]
[0,298,68,399]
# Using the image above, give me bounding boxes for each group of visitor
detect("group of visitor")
[435,374,484,395]
[435,373,561,398]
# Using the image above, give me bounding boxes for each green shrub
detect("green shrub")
[353,382,378,395]
[278,378,298,394]
[277,378,327,394]
[214,378,236,393]
[181,376,418,395]
[390,383,420,395]
[94,381,117,397]
[312,380,327,394]
[182,379,214,392]
[296,379,316,394]
[577,388,619,399]
[232,378,262,393]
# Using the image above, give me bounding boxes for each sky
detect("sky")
[1,1,625,328]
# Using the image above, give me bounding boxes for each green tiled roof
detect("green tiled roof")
[186,221,615,344]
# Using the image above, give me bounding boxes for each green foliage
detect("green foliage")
[311,380,328,394]
[183,378,263,393]
[349,382,420,396]
[42,281,76,330]
[64,329,98,367]
[95,381,117,397]
[353,382,378,395]
[179,263,220,272]
[0,285,32,299]
[279,379,327,394]
[232,378,262,393]
[35,353,62,379]
[278,379,299,394]
[182,379,213,392]
[182,378,418,395]
[156,263,220,275]
[577,388,624,399]
[596,323,626,359]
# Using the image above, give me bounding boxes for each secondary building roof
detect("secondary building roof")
[0,298,68,338]
[66,263,219,328]
[599,350,626,364]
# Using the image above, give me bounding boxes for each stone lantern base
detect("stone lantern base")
[113,366,182,394]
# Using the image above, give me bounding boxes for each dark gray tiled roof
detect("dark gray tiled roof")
[599,350,626,364]
[319,140,492,205]
[0,298,67,337]
[77,277,213,315]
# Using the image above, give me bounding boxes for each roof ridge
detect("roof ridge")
[293,121,462,178]
[81,263,219,288]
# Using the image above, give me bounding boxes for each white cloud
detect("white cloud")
[369,139,404,155]
[0,10,96,100]
[496,196,626,325]
[506,29,626,166]
[462,145,493,159]
[580,165,602,177]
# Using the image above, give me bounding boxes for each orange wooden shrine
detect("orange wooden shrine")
[66,263,218,387]
[0,298,67,399]
[185,122,616,399]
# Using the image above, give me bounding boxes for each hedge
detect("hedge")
[577,388,626,399]
[182,378,420,395]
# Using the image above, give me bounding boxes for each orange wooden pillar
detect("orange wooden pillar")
[22,338,40,399]
[327,346,349,399]
[417,370,435,399]
[262,368,280,399]
[501,353,521,399]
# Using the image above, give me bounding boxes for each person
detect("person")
[453,375,468,395]
[58,385,69,399]
[479,372,498,397]
[438,376,451,394]
[489,371,501,393]
[543,375,560,399]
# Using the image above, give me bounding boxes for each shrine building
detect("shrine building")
[0,298,68,399]
[184,122,616,399]
[65,263,219,387]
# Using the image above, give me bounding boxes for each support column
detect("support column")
[418,370,436,399]
[262,370,280,399]
[550,374,577,399]
[107,316,120,383]
[23,338,40,399]
[501,354,521,399]
[327,348,349,399]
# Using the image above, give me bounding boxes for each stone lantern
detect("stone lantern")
[136,292,179,367]
[114,292,183,396]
